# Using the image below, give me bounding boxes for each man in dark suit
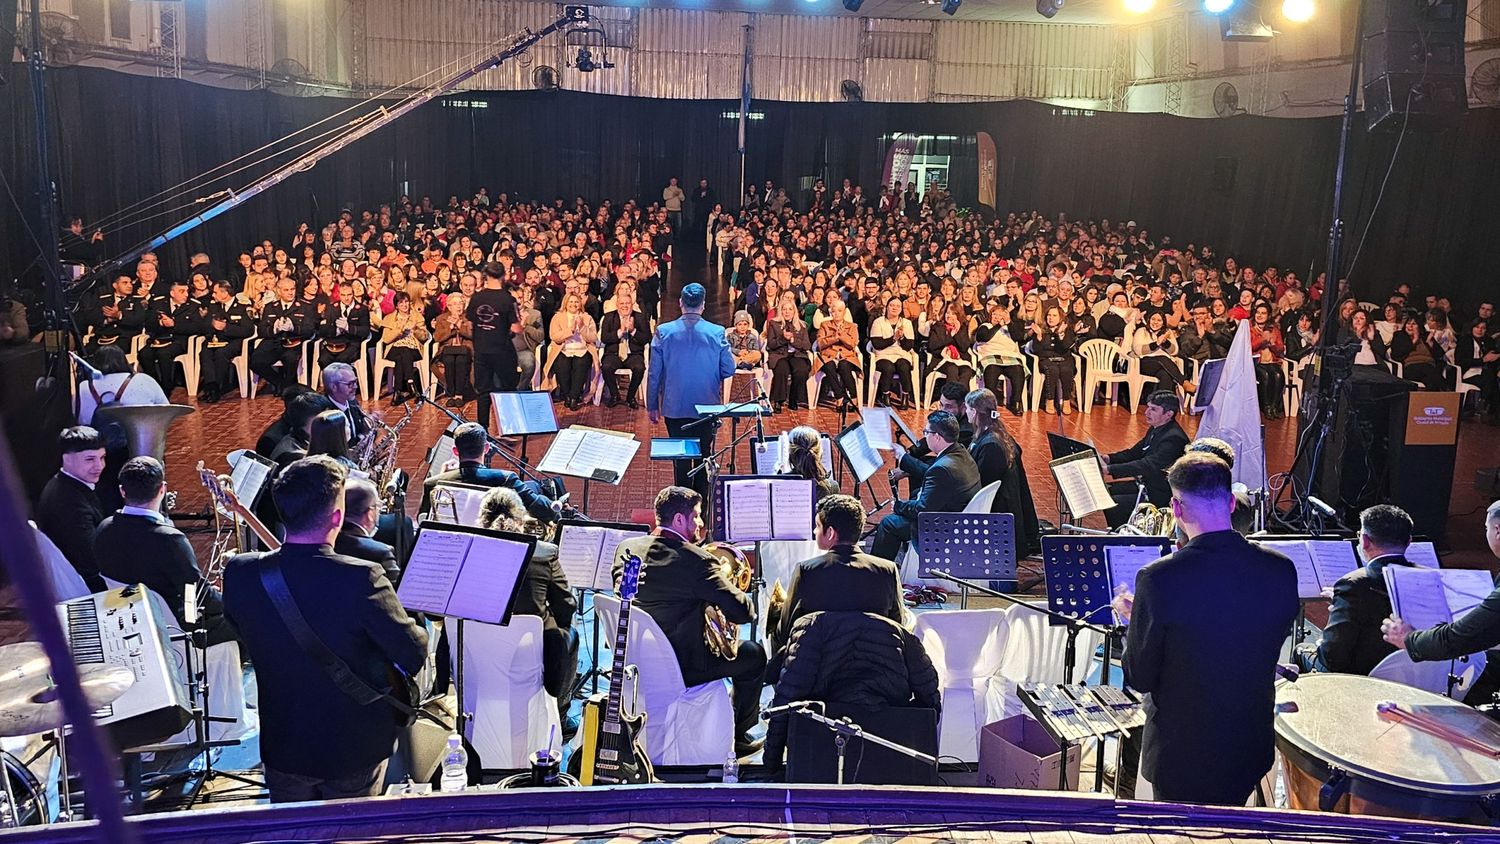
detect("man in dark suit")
[871,411,981,560]
[94,457,236,645]
[318,280,372,369]
[1299,504,1415,675]
[224,456,427,803]
[320,362,371,445]
[615,486,764,757]
[1383,501,1500,671]
[36,426,109,593]
[890,382,972,497]
[1117,453,1298,805]
[599,289,651,408]
[769,494,902,676]
[420,422,561,522]
[335,477,401,584]
[1102,391,1190,529]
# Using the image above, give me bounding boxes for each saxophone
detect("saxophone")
[360,403,415,510]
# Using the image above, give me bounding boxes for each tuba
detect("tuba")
[1118,502,1177,537]
[702,541,752,659]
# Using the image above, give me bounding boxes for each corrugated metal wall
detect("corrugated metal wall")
[932,21,1119,102]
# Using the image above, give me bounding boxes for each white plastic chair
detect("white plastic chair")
[1026,351,1086,414]
[309,336,374,403]
[913,608,1011,763]
[807,350,864,408]
[372,337,434,400]
[996,603,1103,717]
[594,596,735,766]
[173,336,204,398]
[921,351,977,409]
[722,365,771,404]
[230,333,255,398]
[594,344,650,406]
[249,339,310,399]
[866,346,920,407]
[455,615,561,769]
[1369,650,1485,700]
[1078,339,1133,413]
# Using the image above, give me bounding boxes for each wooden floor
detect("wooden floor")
[162,251,1500,570]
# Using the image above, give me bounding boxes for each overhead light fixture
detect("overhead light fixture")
[1204,0,1234,11]
[1282,0,1314,21]
[843,0,864,9]
[942,0,961,14]
[1124,0,1154,12]
[1036,0,1063,18]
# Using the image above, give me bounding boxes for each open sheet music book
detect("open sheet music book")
[751,434,835,476]
[1256,540,1361,600]
[491,391,559,436]
[1405,541,1441,568]
[719,477,815,542]
[1049,450,1113,517]
[226,451,275,513]
[1105,544,1170,624]
[538,426,640,483]
[836,424,885,484]
[556,520,650,591]
[426,481,488,526]
[397,523,535,624]
[1383,565,1494,633]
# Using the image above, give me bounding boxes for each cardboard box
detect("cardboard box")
[977,715,1081,791]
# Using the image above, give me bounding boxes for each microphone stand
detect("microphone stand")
[781,704,937,785]
[685,395,763,476]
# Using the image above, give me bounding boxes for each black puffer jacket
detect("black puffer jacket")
[764,611,941,768]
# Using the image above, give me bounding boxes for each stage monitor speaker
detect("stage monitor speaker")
[1361,0,1468,131]
[1303,367,1416,524]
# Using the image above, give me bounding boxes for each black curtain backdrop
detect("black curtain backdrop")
[4,65,1499,307]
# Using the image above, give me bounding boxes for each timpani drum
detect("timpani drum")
[1275,673,1500,822]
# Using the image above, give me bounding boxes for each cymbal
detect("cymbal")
[0,642,136,737]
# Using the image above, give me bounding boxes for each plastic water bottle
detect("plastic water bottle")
[722,751,740,784]
[440,734,469,792]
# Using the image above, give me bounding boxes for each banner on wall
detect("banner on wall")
[977,131,997,209]
[882,134,917,189]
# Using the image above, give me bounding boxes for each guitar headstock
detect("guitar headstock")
[196,461,241,515]
[619,552,644,601]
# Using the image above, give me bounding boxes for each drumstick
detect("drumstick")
[1375,701,1500,758]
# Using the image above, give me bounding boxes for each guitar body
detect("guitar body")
[575,691,653,785]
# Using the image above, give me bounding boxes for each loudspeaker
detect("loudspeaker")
[1361,0,1468,131]
[1304,368,1416,524]
[0,0,16,86]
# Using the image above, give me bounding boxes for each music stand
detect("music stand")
[555,519,650,697]
[713,475,816,645]
[649,438,702,460]
[537,426,641,512]
[915,512,1016,608]
[1041,535,1172,631]
[491,391,559,462]
[834,422,887,513]
[749,433,835,477]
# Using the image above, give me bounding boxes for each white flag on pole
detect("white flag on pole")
[1197,318,1266,492]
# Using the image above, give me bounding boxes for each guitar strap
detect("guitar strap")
[258,561,423,727]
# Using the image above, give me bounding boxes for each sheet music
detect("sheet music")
[860,407,893,450]
[1260,540,1324,599]
[430,483,486,526]
[230,454,272,511]
[1050,451,1114,517]
[838,426,884,484]
[1384,566,1494,633]
[538,427,640,482]
[492,392,558,436]
[1306,541,1360,589]
[538,428,586,475]
[597,528,646,587]
[769,478,814,541]
[1406,541,1441,568]
[725,479,774,542]
[753,437,782,475]
[426,434,455,470]
[556,525,606,590]
[1445,569,1495,620]
[1105,544,1162,599]
[446,534,531,624]
[397,529,473,615]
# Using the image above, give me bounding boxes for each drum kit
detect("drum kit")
[0,641,135,827]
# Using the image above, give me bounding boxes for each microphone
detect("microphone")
[761,700,823,720]
[1307,496,1338,519]
[69,351,103,380]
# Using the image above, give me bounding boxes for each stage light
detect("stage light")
[1124,0,1154,12]
[842,0,864,10]
[942,0,961,14]
[1282,0,1314,21]
[1204,0,1233,12]
[1036,0,1063,18]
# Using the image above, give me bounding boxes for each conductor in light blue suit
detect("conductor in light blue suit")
[648,282,735,499]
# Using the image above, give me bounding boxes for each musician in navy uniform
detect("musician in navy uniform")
[1116,452,1298,805]
[224,456,427,803]
[1102,391,1190,529]
[318,280,371,369]
[250,278,311,395]
[83,275,145,354]
[645,282,735,500]
[136,279,203,394]
[198,282,254,402]
[614,486,765,758]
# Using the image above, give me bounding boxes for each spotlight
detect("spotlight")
[1124,0,1154,12]
[575,46,596,73]
[941,0,961,14]
[1282,0,1314,20]
[1204,0,1234,11]
[1036,0,1063,18]
[843,0,864,10]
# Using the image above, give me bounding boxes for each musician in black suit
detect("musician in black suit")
[224,456,427,803]
[889,381,972,497]
[1383,501,1500,669]
[419,422,561,523]
[320,362,371,445]
[871,411,982,560]
[964,389,1041,554]
[335,477,401,584]
[94,457,237,646]
[198,281,254,403]
[36,427,109,593]
[267,392,336,467]
[250,278,311,395]
[1116,453,1298,805]
[318,280,371,368]
[478,487,578,703]
[1102,391,1190,529]
[769,494,902,676]
[614,486,764,757]
[599,289,651,408]
[1298,504,1415,676]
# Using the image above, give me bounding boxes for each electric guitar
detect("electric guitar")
[575,550,655,785]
